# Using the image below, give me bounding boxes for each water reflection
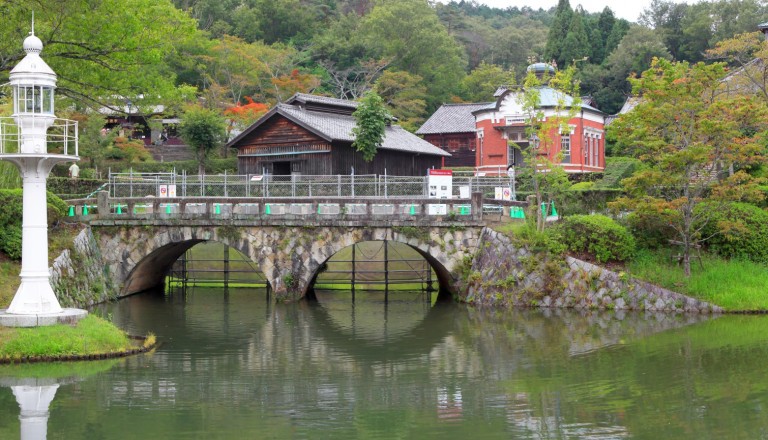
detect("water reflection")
[0,360,119,440]
[6,288,766,439]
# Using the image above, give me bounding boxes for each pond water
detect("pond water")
[1,288,768,439]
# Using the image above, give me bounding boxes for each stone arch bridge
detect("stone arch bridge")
[66,194,515,301]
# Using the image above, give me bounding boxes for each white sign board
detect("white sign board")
[495,187,503,200]
[502,187,512,201]
[428,169,453,199]
[459,186,470,199]
[168,184,177,198]
[427,204,448,215]
[159,185,168,198]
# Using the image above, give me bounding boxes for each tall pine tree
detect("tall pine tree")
[560,7,591,66]
[543,0,573,67]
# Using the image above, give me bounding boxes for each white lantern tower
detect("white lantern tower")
[0,25,87,326]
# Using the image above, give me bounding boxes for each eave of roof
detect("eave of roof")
[227,103,450,157]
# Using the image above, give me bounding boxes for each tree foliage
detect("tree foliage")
[609,58,767,276]
[352,91,390,162]
[373,71,427,132]
[515,65,581,232]
[0,0,198,112]
[179,106,228,175]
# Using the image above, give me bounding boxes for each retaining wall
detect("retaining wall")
[50,228,117,308]
[460,228,723,313]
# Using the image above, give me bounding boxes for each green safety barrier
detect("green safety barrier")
[214,204,221,215]
[510,206,525,219]
[410,205,416,215]
[540,202,558,218]
[459,206,469,215]
[166,204,172,214]
[265,204,271,215]
[116,204,122,215]
[83,205,89,215]
[67,206,74,217]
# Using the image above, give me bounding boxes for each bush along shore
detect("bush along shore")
[0,315,157,364]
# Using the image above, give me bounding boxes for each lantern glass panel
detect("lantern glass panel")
[42,87,54,114]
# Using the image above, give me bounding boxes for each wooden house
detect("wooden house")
[416,103,491,168]
[226,93,450,176]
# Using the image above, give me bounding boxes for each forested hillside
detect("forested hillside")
[1,0,767,129]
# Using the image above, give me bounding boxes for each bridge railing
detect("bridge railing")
[64,192,501,224]
[107,172,517,200]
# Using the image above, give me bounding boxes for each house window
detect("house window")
[560,134,571,163]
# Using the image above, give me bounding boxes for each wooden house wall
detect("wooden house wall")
[236,116,333,175]
[422,133,476,168]
[235,114,442,176]
[331,142,442,176]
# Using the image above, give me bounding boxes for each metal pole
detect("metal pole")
[224,170,228,197]
[224,245,230,288]
[384,169,387,198]
[426,261,433,292]
[384,239,389,304]
[351,243,356,303]
[351,167,355,198]
[129,168,133,198]
[181,250,188,292]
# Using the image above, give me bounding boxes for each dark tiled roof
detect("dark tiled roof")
[275,104,450,156]
[286,93,358,109]
[416,103,492,135]
[278,105,449,156]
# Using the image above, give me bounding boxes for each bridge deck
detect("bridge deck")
[63,193,527,227]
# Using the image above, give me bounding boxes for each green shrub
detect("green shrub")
[697,202,768,264]
[114,157,238,174]
[556,214,636,263]
[0,190,67,260]
[594,157,643,189]
[625,211,677,249]
[570,181,595,191]
[0,226,22,260]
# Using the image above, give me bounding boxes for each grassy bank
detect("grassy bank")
[628,248,768,312]
[489,221,768,311]
[0,315,145,360]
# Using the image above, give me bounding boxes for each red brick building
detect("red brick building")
[473,84,606,174]
[419,65,607,174]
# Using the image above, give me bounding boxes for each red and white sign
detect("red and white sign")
[428,169,453,199]
[159,185,168,198]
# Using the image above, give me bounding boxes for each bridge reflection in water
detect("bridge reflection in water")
[3,287,755,439]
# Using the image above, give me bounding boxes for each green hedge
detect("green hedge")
[697,202,768,264]
[46,177,108,199]
[0,190,67,260]
[555,214,636,263]
[109,157,238,174]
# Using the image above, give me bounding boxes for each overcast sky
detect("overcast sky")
[477,0,699,22]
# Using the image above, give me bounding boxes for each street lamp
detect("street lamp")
[0,25,86,326]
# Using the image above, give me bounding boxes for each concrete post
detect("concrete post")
[471,192,483,221]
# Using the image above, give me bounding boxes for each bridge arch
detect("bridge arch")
[92,225,481,301]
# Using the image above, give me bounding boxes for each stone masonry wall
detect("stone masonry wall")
[50,227,117,308]
[460,228,723,313]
